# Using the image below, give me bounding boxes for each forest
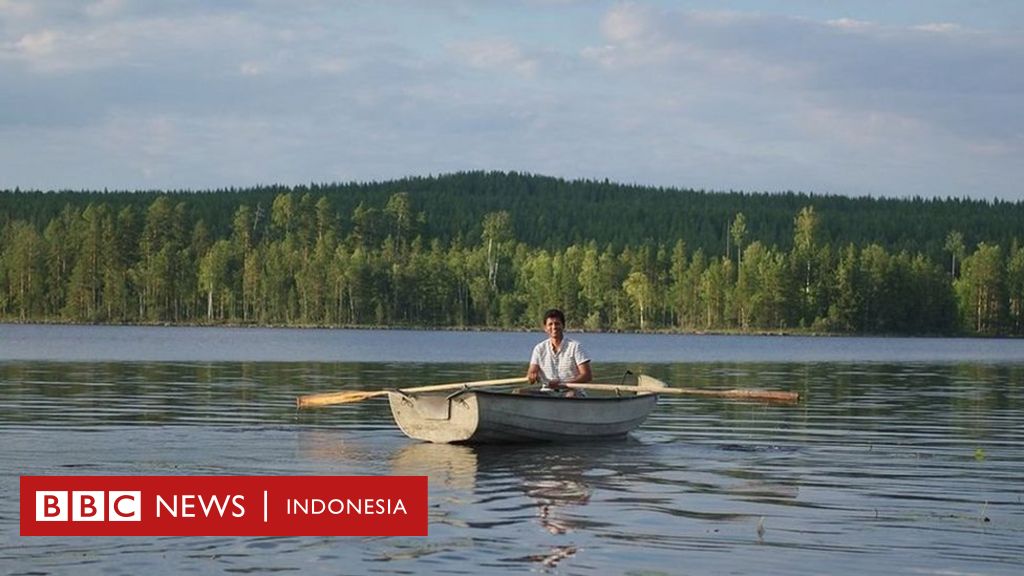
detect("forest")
[1,171,1022,336]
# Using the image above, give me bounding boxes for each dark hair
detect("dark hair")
[543,308,566,324]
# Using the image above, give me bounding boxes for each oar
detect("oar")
[565,376,800,403]
[296,376,528,409]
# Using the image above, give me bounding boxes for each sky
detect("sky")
[1,1,1022,201]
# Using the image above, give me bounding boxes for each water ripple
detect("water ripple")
[2,361,1024,575]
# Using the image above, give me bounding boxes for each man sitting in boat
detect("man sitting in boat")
[526,308,593,397]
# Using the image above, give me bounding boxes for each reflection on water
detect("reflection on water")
[392,444,479,492]
[2,360,1023,575]
[392,443,595,537]
[527,477,591,535]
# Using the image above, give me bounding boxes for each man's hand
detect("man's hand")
[527,364,540,384]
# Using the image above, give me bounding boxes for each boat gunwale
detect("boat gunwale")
[446,388,658,400]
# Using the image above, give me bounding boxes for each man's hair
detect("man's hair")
[543,308,566,324]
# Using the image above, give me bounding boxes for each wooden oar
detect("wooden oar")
[296,376,528,408]
[565,377,800,403]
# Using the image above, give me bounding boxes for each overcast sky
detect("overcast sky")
[1,1,1022,200]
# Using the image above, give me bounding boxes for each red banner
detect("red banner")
[20,476,428,536]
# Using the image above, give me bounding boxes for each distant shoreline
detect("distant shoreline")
[0,319,987,339]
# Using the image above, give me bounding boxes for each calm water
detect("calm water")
[1,324,1023,575]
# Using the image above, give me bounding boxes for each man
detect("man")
[527,308,592,397]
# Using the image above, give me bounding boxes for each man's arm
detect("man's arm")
[570,361,592,383]
[527,363,541,384]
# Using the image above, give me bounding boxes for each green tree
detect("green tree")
[138,197,187,321]
[64,203,114,321]
[945,230,965,278]
[622,270,653,330]
[518,249,555,327]
[2,221,46,319]
[242,247,263,323]
[384,192,418,258]
[577,241,606,330]
[270,193,297,239]
[826,244,862,332]
[350,202,383,250]
[553,246,583,328]
[232,205,257,321]
[198,240,234,321]
[666,240,687,329]
[342,247,381,325]
[445,239,472,326]
[730,212,747,269]
[858,244,892,333]
[681,249,707,329]
[108,206,139,321]
[741,242,788,330]
[907,252,956,334]
[1007,242,1024,335]
[42,206,79,317]
[700,257,731,329]
[790,206,822,326]
[232,205,256,254]
[482,211,513,292]
[261,237,300,324]
[956,243,1006,334]
[300,225,338,324]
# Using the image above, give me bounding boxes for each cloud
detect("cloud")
[0,2,1021,200]
[311,57,350,75]
[12,29,59,58]
[84,0,126,19]
[571,4,1024,198]
[0,0,35,19]
[601,2,650,43]
[800,105,929,155]
[826,18,874,31]
[912,22,964,34]
[449,37,539,77]
[585,5,1023,151]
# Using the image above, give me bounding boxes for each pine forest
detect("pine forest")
[2,171,1023,336]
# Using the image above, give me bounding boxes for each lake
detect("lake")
[1,324,1023,575]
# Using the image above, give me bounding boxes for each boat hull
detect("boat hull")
[387,389,658,444]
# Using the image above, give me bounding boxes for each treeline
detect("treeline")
[2,177,1023,335]
[4,171,1024,260]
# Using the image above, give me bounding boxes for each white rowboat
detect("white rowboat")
[387,385,659,444]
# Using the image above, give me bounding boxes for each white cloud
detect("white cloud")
[311,57,350,75]
[84,0,126,19]
[239,61,264,76]
[587,6,804,84]
[801,105,929,153]
[1,2,1021,200]
[601,3,651,44]
[826,18,875,31]
[913,22,963,34]
[13,29,58,57]
[2,7,269,74]
[450,38,539,77]
[574,4,1024,197]
[0,0,34,19]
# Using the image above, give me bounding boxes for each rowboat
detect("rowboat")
[297,375,795,443]
[386,385,659,444]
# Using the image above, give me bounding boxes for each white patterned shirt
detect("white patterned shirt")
[529,338,590,385]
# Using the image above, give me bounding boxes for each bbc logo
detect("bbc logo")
[36,491,142,522]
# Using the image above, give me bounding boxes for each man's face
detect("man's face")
[544,317,564,340]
